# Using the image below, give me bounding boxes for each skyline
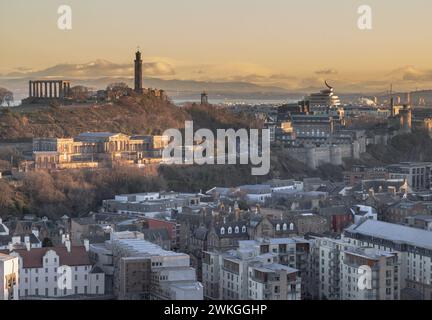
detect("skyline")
[2,0,432,93]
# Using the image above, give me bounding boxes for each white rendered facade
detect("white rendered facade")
[0,253,19,300]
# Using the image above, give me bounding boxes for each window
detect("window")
[96,286,99,294]
[235,226,239,234]
[276,224,281,231]
[289,223,294,231]
[282,223,287,231]
[45,268,48,273]
[35,288,39,296]
[75,275,78,281]
[45,288,49,296]
[220,227,225,235]
[242,226,246,233]
[75,287,78,294]
[54,288,57,296]
[228,227,232,234]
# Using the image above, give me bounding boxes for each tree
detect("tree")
[0,87,13,107]
[70,85,91,101]
[106,82,130,100]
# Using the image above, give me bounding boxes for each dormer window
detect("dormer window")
[282,223,287,231]
[276,224,281,231]
[228,227,232,234]
[242,226,246,233]
[234,226,239,234]
[289,223,294,231]
[220,227,225,235]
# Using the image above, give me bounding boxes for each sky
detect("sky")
[1,0,432,93]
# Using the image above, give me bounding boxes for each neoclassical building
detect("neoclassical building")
[32,132,169,169]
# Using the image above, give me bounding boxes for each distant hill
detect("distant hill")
[0,76,297,102]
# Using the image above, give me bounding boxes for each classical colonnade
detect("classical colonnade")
[28,80,71,99]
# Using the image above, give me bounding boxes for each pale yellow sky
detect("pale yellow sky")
[1,0,432,92]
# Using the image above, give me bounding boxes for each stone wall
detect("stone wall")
[287,143,360,169]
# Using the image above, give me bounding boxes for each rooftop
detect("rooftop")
[345,219,432,250]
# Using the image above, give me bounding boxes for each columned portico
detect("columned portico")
[27,80,71,99]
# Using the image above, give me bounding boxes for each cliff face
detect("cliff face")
[0,95,190,140]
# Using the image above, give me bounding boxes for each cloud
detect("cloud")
[3,59,175,79]
[387,66,432,82]
[315,68,338,75]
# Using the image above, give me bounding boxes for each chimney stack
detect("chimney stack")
[65,239,71,253]
[84,239,89,252]
[25,236,31,251]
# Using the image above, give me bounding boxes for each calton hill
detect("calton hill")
[0,83,431,219]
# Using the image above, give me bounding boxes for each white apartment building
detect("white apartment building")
[91,231,203,300]
[248,263,301,300]
[340,247,400,300]
[202,238,303,300]
[8,236,105,299]
[310,237,355,300]
[310,236,400,300]
[344,219,432,300]
[0,253,19,300]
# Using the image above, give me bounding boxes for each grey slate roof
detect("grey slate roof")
[345,219,432,250]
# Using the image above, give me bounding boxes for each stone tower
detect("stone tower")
[201,91,208,105]
[134,49,143,94]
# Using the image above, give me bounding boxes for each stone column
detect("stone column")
[59,81,64,99]
[54,82,57,98]
[44,82,48,98]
